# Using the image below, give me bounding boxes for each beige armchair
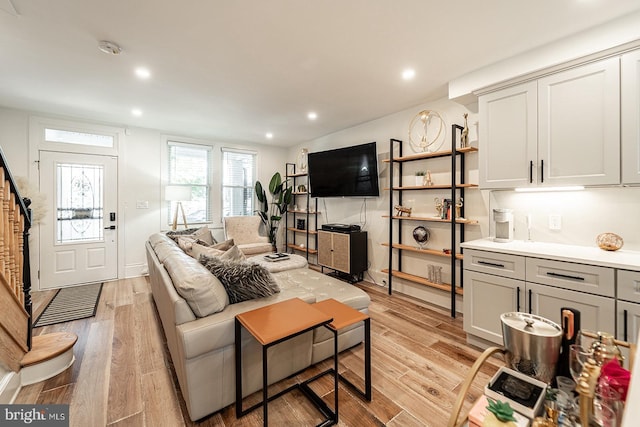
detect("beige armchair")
[222,216,274,256]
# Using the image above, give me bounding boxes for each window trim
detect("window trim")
[164,137,214,227]
[221,147,257,218]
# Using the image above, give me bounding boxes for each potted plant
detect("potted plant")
[415,171,426,186]
[255,172,293,251]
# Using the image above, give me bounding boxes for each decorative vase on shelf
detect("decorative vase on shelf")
[297,148,308,173]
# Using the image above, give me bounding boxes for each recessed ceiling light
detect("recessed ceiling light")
[265,132,273,139]
[98,40,122,55]
[135,67,151,79]
[307,112,317,120]
[402,68,415,80]
[131,108,143,117]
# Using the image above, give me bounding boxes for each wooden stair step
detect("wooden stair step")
[21,332,78,367]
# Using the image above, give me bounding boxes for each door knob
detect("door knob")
[104,225,116,230]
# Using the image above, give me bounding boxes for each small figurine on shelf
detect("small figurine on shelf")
[460,113,469,148]
[455,197,464,219]
[424,170,434,186]
[297,184,307,193]
[434,197,443,218]
[394,205,412,217]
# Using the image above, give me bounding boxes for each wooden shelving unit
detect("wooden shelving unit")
[384,128,478,317]
[381,269,464,295]
[284,163,318,260]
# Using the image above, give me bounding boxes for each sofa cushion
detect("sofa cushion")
[199,256,280,304]
[238,242,274,256]
[191,240,241,261]
[167,226,215,246]
[163,252,229,317]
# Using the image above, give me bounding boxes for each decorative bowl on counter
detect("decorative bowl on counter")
[596,232,623,251]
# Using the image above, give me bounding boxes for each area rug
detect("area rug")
[33,282,103,327]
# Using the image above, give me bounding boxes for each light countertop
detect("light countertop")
[461,238,640,270]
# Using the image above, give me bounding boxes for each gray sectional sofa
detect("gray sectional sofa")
[145,232,371,421]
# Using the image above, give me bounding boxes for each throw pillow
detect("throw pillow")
[163,254,229,317]
[199,256,280,304]
[166,226,215,245]
[191,242,246,262]
[211,238,234,251]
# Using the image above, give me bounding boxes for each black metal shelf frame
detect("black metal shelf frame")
[285,162,318,260]
[386,125,471,318]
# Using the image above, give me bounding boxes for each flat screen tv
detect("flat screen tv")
[308,142,380,198]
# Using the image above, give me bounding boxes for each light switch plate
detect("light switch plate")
[136,200,149,209]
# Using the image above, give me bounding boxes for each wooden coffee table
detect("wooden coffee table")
[235,297,337,426]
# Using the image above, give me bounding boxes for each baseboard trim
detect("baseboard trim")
[124,262,147,278]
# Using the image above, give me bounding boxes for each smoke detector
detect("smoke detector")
[98,40,122,55]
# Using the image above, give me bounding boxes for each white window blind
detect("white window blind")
[167,141,212,224]
[222,149,256,217]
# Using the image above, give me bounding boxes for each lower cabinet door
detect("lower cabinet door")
[527,282,616,335]
[617,300,640,370]
[617,300,640,344]
[463,270,521,345]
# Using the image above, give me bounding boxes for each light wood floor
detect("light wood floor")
[16,277,503,426]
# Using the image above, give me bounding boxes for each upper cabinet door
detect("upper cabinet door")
[479,81,538,189]
[538,57,620,186]
[622,50,640,184]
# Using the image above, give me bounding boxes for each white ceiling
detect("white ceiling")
[2,1,640,147]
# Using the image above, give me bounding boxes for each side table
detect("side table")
[311,298,372,406]
[235,297,337,426]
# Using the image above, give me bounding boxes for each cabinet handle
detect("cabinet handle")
[478,260,505,268]
[624,309,628,342]
[529,160,533,184]
[528,289,532,314]
[516,287,521,312]
[546,271,585,281]
[540,159,544,183]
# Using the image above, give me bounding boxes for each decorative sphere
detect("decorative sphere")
[412,226,430,247]
[300,243,305,249]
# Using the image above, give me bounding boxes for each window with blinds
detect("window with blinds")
[167,141,212,224]
[222,149,256,217]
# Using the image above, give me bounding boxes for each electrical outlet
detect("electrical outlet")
[548,214,562,230]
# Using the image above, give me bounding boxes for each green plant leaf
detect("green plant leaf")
[268,172,282,195]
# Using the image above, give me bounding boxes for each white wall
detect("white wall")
[0,107,287,287]
[289,98,483,309]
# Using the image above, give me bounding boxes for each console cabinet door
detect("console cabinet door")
[479,81,538,189]
[622,49,640,184]
[331,233,350,273]
[317,231,333,268]
[538,57,620,186]
[527,282,615,334]
[463,270,521,345]
[317,231,350,273]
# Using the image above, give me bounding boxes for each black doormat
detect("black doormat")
[33,283,103,328]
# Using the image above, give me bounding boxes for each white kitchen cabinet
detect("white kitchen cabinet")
[538,57,620,186]
[618,301,640,345]
[463,246,618,347]
[479,57,621,188]
[622,49,640,184]
[617,270,640,345]
[463,270,522,344]
[479,81,537,189]
[527,282,615,335]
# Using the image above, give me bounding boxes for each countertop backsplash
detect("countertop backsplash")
[488,186,640,252]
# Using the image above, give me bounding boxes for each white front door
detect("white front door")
[39,151,118,289]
